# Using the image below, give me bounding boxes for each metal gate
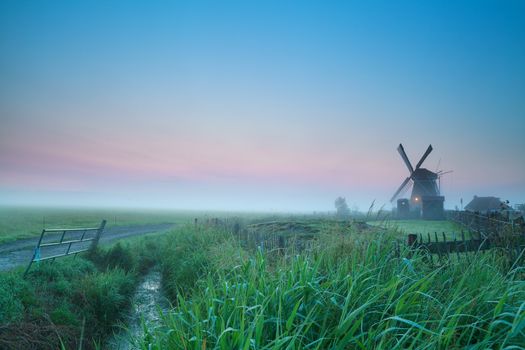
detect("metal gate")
[24,220,106,276]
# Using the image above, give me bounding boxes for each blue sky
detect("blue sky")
[1,0,524,211]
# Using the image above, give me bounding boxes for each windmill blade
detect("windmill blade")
[437,170,453,176]
[397,144,414,173]
[390,176,412,202]
[415,144,433,169]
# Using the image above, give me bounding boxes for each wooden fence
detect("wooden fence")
[236,229,316,253]
[195,218,319,254]
[447,210,523,238]
[199,216,525,265]
[407,230,525,265]
[24,220,106,276]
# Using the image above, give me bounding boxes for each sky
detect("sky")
[1,0,524,212]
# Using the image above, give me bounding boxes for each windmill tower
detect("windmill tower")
[391,144,445,220]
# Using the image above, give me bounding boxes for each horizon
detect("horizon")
[1,1,524,212]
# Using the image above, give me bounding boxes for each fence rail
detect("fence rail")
[235,226,316,253]
[199,215,525,265]
[24,220,106,276]
[447,210,523,238]
[407,230,525,264]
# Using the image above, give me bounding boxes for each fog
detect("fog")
[1,1,524,212]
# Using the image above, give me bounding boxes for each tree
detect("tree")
[335,197,351,219]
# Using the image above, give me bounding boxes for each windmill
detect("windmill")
[434,158,454,194]
[391,144,445,219]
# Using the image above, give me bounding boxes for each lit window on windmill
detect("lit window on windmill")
[415,197,419,201]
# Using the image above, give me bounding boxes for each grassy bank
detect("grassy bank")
[0,236,161,349]
[138,225,525,349]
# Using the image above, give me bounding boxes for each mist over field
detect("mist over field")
[1,0,524,211]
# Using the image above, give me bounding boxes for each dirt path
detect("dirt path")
[0,223,175,271]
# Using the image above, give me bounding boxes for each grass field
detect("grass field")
[368,219,467,239]
[249,218,468,240]
[246,218,356,236]
[1,214,523,349]
[0,206,272,244]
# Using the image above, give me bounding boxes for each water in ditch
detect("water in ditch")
[105,268,169,349]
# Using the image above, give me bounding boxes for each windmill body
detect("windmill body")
[410,168,439,203]
[391,144,445,220]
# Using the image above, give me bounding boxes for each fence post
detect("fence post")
[90,220,106,251]
[255,231,261,250]
[278,235,285,254]
[24,229,46,277]
[407,234,417,247]
[407,234,417,258]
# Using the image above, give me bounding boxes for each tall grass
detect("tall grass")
[160,225,245,300]
[138,227,525,349]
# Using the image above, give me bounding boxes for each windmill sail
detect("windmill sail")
[397,144,414,173]
[391,143,445,220]
[415,144,433,169]
[391,176,411,202]
[391,143,439,202]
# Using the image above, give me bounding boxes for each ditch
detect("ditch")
[104,267,169,349]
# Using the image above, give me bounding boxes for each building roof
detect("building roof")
[465,196,508,212]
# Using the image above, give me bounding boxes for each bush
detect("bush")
[159,225,235,300]
[77,268,136,332]
[50,304,77,326]
[135,239,159,274]
[29,258,96,282]
[104,243,135,272]
[86,238,160,275]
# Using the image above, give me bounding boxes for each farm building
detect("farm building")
[465,196,509,214]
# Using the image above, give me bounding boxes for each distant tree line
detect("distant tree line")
[334,197,350,219]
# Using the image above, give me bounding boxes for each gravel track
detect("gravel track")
[0,223,175,271]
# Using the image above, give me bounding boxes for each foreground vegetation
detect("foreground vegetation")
[140,225,524,349]
[0,237,159,349]
[1,217,524,349]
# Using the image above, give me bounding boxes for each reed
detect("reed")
[138,227,525,349]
